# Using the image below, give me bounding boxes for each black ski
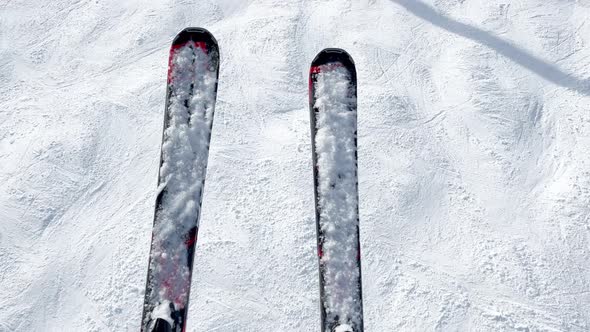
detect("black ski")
[309,48,364,332]
[141,27,220,332]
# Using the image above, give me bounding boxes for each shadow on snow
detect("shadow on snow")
[391,0,590,96]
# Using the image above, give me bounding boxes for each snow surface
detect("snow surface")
[313,64,362,330]
[334,324,354,332]
[1,0,590,331]
[143,41,217,329]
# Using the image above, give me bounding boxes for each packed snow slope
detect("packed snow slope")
[1,0,590,331]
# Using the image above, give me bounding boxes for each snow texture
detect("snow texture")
[333,324,354,332]
[313,64,362,329]
[144,41,217,324]
[151,300,174,327]
[1,0,590,331]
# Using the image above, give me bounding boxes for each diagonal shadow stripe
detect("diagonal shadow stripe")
[390,0,590,96]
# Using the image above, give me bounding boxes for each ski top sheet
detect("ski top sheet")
[309,49,364,332]
[141,28,219,332]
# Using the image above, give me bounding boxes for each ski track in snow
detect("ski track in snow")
[1,0,590,331]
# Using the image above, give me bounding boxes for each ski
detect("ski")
[309,49,364,332]
[141,27,220,332]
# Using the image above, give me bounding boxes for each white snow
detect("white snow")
[334,323,354,332]
[1,0,590,331]
[150,300,173,326]
[313,64,362,329]
[144,40,217,323]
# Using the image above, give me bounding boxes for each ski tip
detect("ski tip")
[310,48,356,80]
[311,48,355,70]
[172,27,218,49]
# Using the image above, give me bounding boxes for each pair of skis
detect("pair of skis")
[141,28,363,332]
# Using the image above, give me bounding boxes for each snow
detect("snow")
[143,41,217,329]
[150,300,173,327]
[1,0,590,331]
[312,64,362,329]
[333,324,354,332]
